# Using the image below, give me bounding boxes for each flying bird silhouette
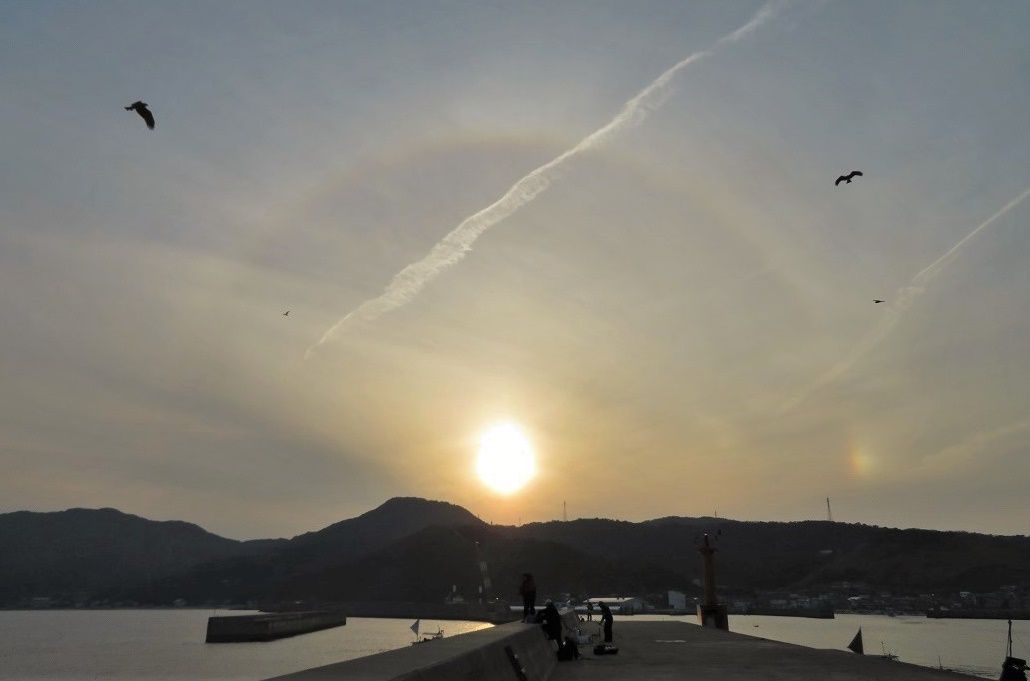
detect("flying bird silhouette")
[873,299,885,304]
[282,311,290,316]
[125,101,155,130]
[835,170,862,186]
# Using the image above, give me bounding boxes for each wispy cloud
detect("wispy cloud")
[307,0,795,356]
[917,415,1030,475]
[783,186,1030,411]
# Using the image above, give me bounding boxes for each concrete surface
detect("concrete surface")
[268,618,978,680]
[265,621,557,681]
[550,621,974,680]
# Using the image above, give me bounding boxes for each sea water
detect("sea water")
[0,610,490,680]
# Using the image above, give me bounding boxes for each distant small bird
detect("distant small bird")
[125,101,155,130]
[282,310,290,316]
[873,299,885,304]
[835,170,862,186]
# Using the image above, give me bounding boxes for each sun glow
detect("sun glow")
[476,423,536,495]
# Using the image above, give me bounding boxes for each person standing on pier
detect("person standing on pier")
[519,573,537,621]
[599,601,614,643]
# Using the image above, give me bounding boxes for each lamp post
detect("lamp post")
[697,533,728,630]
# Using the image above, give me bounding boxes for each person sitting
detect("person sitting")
[541,601,563,642]
[557,635,580,661]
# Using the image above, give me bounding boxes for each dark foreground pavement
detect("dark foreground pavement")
[551,622,974,681]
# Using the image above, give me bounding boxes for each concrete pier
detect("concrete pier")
[268,619,976,680]
[553,622,971,681]
[206,611,346,642]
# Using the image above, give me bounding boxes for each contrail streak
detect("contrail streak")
[783,186,1030,411]
[308,0,793,357]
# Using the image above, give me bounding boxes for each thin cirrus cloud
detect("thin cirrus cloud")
[307,0,796,357]
[782,185,1030,412]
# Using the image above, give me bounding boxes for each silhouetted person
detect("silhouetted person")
[519,573,537,621]
[542,601,562,642]
[586,601,594,621]
[835,170,862,186]
[557,635,580,661]
[125,101,155,130]
[599,601,613,643]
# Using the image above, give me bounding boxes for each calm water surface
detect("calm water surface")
[0,611,490,680]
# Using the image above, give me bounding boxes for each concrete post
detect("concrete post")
[697,533,728,630]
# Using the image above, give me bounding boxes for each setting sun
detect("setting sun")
[476,423,536,495]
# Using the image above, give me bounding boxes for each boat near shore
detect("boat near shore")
[409,619,444,644]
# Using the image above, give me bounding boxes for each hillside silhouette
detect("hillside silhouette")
[513,516,1030,592]
[102,498,488,605]
[3,498,1029,607]
[0,508,282,606]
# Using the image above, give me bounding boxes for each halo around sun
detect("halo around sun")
[476,422,536,495]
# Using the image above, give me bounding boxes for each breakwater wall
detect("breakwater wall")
[927,608,1030,620]
[206,611,346,643]
[267,620,560,681]
[729,605,835,619]
[645,606,835,619]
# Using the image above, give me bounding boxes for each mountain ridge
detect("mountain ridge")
[3,498,1028,607]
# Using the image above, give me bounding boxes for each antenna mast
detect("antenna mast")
[563,500,567,522]
[826,497,833,522]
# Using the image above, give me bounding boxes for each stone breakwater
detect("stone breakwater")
[206,611,347,642]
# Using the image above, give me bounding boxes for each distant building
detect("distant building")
[668,590,688,610]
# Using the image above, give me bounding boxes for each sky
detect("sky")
[1,1,1028,540]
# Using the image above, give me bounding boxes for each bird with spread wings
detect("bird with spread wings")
[125,101,155,130]
[835,170,862,186]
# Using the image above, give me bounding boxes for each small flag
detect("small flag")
[847,628,864,655]
[411,619,420,636]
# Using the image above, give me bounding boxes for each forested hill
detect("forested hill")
[0,507,282,606]
[3,499,1028,607]
[513,516,1030,592]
